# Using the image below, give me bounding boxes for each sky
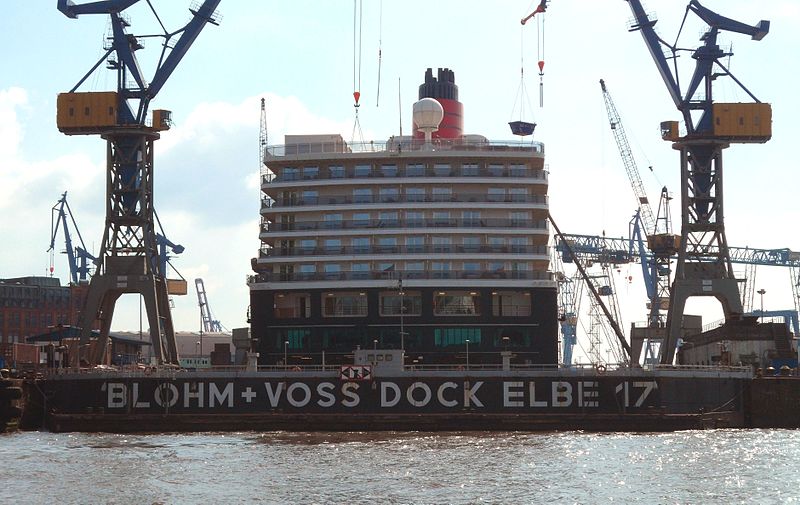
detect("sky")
[1,1,798,361]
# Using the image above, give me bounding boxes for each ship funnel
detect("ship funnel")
[414,67,463,140]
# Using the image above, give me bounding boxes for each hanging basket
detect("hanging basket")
[508,121,536,136]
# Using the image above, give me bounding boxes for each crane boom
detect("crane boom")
[599,79,656,236]
[48,192,96,285]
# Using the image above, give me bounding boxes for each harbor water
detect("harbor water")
[2,429,798,504]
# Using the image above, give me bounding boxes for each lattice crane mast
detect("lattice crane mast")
[48,192,97,285]
[625,0,771,364]
[56,0,221,366]
[600,80,679,328]
[195,278,223,333]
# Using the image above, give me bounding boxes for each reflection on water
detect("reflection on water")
[2,430,799,504]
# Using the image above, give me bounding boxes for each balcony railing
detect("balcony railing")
[261,218,549,233]
[258,244,550,258]
[262,167,548,184]
[264,137,545,158]
[260,193,548,209]
[248,269,554,284]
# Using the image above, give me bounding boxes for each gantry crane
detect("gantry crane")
[48,192,97,285]
[195,278,223,333]
[625,0,771,363]
[56,0,221,365]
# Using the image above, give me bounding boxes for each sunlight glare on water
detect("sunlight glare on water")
[2,429,799,504]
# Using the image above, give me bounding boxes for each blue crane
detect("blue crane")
[58,0,221,366]
[48,192,97,285]
[625,0,771,364]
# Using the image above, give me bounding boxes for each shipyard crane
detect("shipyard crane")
[195,278,223,333]
[625,0,771,364]
[56,0,221,366]
[600,80,678,329]
[48,192,97,285]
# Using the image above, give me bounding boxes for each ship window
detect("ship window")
[353,188,373,203]
[462,211,480,227]
[405,163,424,176]
[323,292,368,317]
[284,328,310,350]
[510,211,529,226]
[432,237,452,253]
[299,239,316,254]
[492,291,531,317]
[509,164,527,177]
[352,212,371,227]
[510,237,528,252]
[509,188,527,202]
[354,164,372,177]
[463,262,481,272]
[352,237,370,252]
[323,214,342,229]
[432,188,452,202]
[405,262,424,277]
[302,166,319,180]
[487,188,506,202]
[324,239,342,252]
[406,211,424,227]
[434,328,482,346]
[488,164,504,177]
[432,261,452,272]
[274,293,311,319]
[405,236,424,253]
[282,167,299,181]
[433,163,451,176]
[377,237,397,253]
[432,211,451,226]
[462,236,481,252]
[406,187,425,202]
[324,263,342,278]
[380,291,422,316]
[301,190,318,205]
[380,164,398,177]
[328,165,345,178]
[380,188,400,203]
[461,163,479,176]
[351,263,370,279]
[379,211,399,226]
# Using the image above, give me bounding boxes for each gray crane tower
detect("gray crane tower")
[626,0,771,364]
[56,0,221,365]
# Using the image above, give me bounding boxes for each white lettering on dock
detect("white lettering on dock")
[464,381,484,408]
[154,383,179,408]
[287,383,312,407]
[316,382,336,407]
[381,382,401,407]
[133,382,150,408]
[552,381,572,407]
[342,382,360,407]
[503,381,525,407]
[407,382,432,407]
[209,383,233,408]
[437,382,458,408]
[106,382,126,408]
[183,383,204,408]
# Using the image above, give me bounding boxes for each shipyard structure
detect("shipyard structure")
[249,69,557,367]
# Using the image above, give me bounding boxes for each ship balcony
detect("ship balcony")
[260,217,549,235]
[248,268,554,284]
[256,244,550,259]
[260,193,548,211]
[261,167,548,185]
[264,137,544,158]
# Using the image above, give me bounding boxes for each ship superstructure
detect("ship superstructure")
[249,68,557,367]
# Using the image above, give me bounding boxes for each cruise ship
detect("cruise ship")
[248,68,558,368]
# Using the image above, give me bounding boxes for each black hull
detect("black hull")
[25,369,755,433]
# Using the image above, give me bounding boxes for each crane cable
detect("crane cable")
[351,0,364,144]
[537,8,545,107]
[376,0,383,107]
